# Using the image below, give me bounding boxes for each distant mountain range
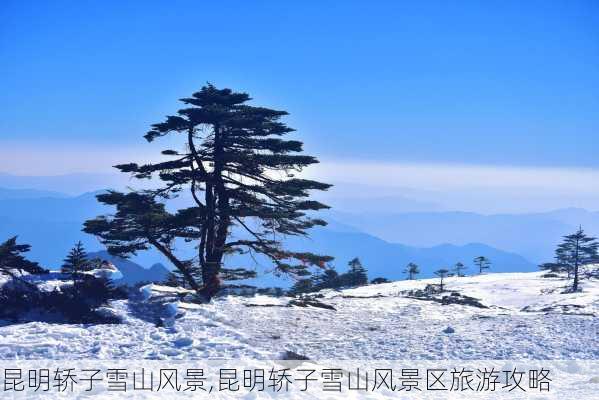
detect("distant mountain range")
[249,228,535,285]
[0,185,579,287]
[0,187,68,199]
[325,208,599,263]
[0,172,129,195]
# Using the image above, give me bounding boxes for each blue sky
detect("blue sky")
[0,1,598,177]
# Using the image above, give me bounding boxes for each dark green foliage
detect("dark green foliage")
[0,274,124,324]
[404,262,420,280]
[473,256,491,274]
[313,268,340,290]
[370,277,389,284]
[61,241,93,287]
[219,267,258,281]
[0,238,124,324]
[453,262,467,277]
[554,243,574,277]
[84,191,204,291]
[434,268,450,291]
[77,274,123,304]
[343,257,368,286]
[289,278,314,295]
[539,262,564,273]
[0,237,47,292]
[84,85,333,300]
[293,258,369,293]
[0,236,47,278]
[552,227,598,291]
[0,281,43,321]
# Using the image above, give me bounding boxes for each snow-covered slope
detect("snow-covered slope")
[0,272,597,360]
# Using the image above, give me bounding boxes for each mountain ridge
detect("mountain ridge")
[0,185,547,287]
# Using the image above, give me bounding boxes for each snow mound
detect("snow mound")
[86,261,123,281]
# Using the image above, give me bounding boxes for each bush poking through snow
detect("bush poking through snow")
[0,238,127,324]
[0,274,124,324]
[371,277,390,284]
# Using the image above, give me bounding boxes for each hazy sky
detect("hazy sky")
[1,1,598,211]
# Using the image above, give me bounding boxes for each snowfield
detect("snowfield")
[0,271,597,361]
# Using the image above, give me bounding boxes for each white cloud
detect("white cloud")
[0,140,169,175]
[1,141,598,212]
[308,160,599,196]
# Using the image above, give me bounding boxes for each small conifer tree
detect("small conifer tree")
[61,241,91,288]
[473,256,491,274]
[346,257,368,286]
[434,268,450,291]
[404,262,420,280]
[453,262,467,277]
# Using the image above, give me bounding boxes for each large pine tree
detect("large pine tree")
[84,85,333,300]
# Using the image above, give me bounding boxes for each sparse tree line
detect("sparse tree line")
[289,257,370,294]
[290,255,495,295]
[406,256,491,282]
[401,257,492,292]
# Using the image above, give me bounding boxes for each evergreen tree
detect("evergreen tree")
[61,241,90,287]
[84,85,333,301]
[554,227,598,292]
[346,257,368,286]
[555,242,573,277]
[453,261,467,277]
[404,262,420,280]
[540,244,573,276]
[289,278,314,295]
[219,267,257,282]
[538,262,562,273]
[473,256,491,274]
[434,268,450,291]
[0,236,47,285]
[313,268,340,290]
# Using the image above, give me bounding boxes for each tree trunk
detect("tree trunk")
[573,240,580,292]
[199,259,221,301]
[197,123,229,302]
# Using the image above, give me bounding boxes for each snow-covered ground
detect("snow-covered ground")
[0,271,597,361]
